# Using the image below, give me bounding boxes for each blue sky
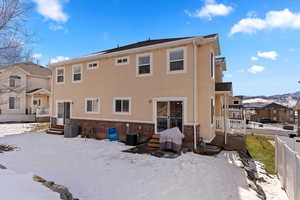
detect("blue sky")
[27,0,300,96]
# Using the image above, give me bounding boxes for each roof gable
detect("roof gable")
[0,62,51,77]
[263,102,289,109]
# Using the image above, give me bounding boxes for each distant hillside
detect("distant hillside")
[242,91,300,108]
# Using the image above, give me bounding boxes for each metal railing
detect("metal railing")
[216,117,246,134]
[36,107,49,117]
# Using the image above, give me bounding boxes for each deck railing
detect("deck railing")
[216,117,246,134]
[36,107,49,117]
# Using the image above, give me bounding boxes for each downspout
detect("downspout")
[50,66,54,128]
[224,94,227,145]
[193,40,198,151]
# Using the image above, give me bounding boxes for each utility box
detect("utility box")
[64,121,79,138]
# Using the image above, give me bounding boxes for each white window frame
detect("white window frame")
[210,50,215,79]
[56,67,65,84]
[9,75,21,88]
[113,97,131,115]
[136,53,153,77]
[32,98,42,106]
[115,56,130,66]
[87,61,99,70]
[211,97,215,126]
[8,96,20,110]
[85,97,100,114]
[167,47,187,74]
[72,64,83,83]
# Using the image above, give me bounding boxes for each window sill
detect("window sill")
[113,112,131,115]
[167,70,186,74]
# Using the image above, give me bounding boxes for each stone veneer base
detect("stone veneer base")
[51,118,198,146]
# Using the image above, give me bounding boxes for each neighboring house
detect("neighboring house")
[294,100,300,136]
[248,102,295,124]
[0,62,51,122]
[215,61,246,136]
[49,34,244,149]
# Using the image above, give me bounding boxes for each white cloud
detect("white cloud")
[49,24,64,31]
[32,0,69,23]
[248,65,265,73]
[230,9,300,35]
[31,53,42,59]
[50,56,69,64]
[251,56,258,61]
[186,0,233,20]
[257,51,278,60]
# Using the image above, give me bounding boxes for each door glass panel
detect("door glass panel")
[64,102,71,119]
[157,102,168,132]
[170,101,183,132]
[57,103,64,118]
[157,102,168,117]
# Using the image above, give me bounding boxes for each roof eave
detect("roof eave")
[50,35,220,67]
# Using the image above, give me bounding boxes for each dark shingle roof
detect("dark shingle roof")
[262,103,289,110]
[26,88,42,94]
[91,34,218,55]
[0,62,51,77]
[215,82,232,92]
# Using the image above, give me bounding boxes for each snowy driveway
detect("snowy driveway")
[0,132,260,200]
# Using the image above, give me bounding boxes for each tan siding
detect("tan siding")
[197,44,216,141]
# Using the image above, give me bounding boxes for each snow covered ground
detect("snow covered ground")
[0,125,288,200]
[0,133,261,200]
[0,123,36,137]
[0,169,60,200]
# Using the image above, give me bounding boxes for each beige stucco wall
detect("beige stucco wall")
[0,67,27,114]
[51,42,217,141]
[0,67,51,115]
[27,76,50,91]
[215,64,223,83]
[197,44,216,141]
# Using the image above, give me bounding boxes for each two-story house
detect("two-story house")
[0,62,51,122]
[49,34,243,149]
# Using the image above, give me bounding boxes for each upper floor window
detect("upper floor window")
[56,67,64,83]
[115,56,129,66]
[9,96,20,110]
[168,48,186,73]
[9,76,21,88]
[113,97,131,115]
[136,53,152,76]
[87,61,99,70]
[72,64,82,82]
[210,52,215,79]
[85,98,100,113]
[234,100,239,105]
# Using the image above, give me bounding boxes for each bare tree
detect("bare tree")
[0,0,32,66]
